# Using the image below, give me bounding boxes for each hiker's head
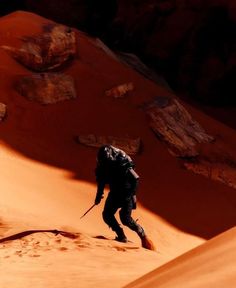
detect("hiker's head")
[97,145,113,165]
[97,145,122,164]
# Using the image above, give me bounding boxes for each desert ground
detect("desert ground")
[0,11,235,288]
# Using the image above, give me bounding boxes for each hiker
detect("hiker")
[94,145,154,250]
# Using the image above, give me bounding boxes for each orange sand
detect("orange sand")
[125,227,236,288]
[0,11,235,288]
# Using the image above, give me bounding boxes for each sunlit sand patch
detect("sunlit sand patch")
[0,229,145,260]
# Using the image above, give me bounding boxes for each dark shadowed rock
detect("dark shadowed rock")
[184,144,236,190]
[176,6,236,105]
[25,0,118,36]
[15,73,77,104]
[144,96,214,157]
[2,23,77,72]
[76,134,141,155]
[104,1,236,106]
[185,157,236,189]
[117,52,171,90]
[0,103,7,121]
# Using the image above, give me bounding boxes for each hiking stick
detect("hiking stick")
[80,204,96,219]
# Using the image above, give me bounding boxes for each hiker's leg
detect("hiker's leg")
[119,200,155,250]
[119,199,145,238]
[103,196,127,241]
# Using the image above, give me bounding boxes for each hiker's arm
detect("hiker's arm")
[94,165,106,205]
[95,181,105,205]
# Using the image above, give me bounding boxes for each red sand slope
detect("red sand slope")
[0,11,235,288]
[125,227,236,288]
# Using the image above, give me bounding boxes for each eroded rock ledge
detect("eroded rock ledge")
[76,134,141,155]
[15,73,77,105]
[144,96,214,157]
[2,23,77,72]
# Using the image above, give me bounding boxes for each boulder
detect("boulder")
[2,23,77,71]
[76,134,141,155]
[15,73,77,105]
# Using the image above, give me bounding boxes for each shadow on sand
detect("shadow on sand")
[1,97,236,241]
[0,229,78,243]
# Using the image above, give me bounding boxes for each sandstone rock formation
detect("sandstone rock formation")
[2,23,77,71]
[105,82,134,98]
[76,134,141,155]
[144,96,214,157]
[185,157,236,190]
[15,73,77,105]
[2,1,236,105]
[0,103,7,121]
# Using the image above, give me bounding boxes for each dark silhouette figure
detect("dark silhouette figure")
[94,145,154,250]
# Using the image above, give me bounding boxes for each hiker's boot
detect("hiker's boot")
[115,228,128,243]
[140,235,156,251]
[137,227,156,251]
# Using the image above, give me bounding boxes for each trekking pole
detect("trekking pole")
[80,204,96,219]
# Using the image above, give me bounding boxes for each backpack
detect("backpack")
[96,145,134,182]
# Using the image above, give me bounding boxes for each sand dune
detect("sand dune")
[125,227,236,288]
[0,11,235,287]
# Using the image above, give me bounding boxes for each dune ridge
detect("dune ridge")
[125,227,236,288]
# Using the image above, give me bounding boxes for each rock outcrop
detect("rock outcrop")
[15,73,77,105]
[0,103,7,121]
[185,158,236,190]
[2,23,77,71]
[1,1,235,105]
[1,1,236,105]
[76,134,141,155]
[144,96,214,157]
